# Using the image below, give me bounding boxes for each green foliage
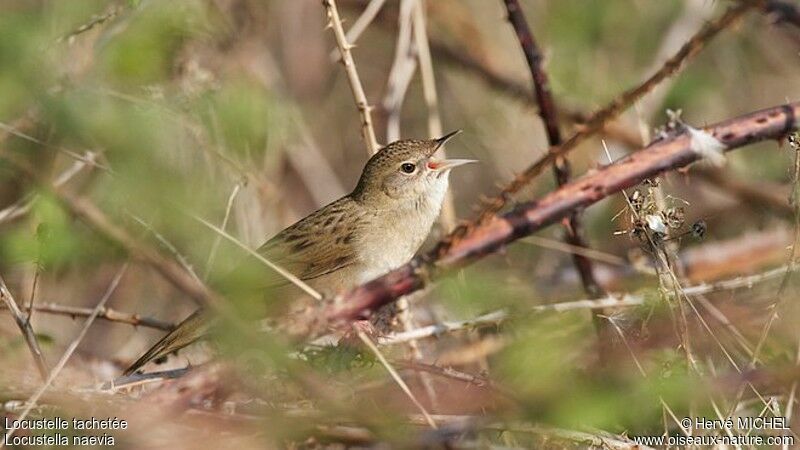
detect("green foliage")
[194,79,290,159]
[0,194,117,269]
[303,344,375,373]
[100,1,210,87]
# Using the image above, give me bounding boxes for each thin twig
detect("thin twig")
[426,38,643,148]
[26,265,40,323]
[57,4,123,44]
[0,276,49,380]
[637,0,714,121]
[726,132,800,420]
[1,265,127,447]
[343,0,387,41]
[382,0,416,143]
[355,329,438,429]
[323,0,381,155]
[607,317,691,437]
[461,1,755,228]
[193,215,322,301]
[784,339,800,450]
[204,182,242,280]
[393,359,495,389]
[52,188,220,308]
[128,212,202,284]
[521,235,627,266]
[501,0,609,359]
[0,121,111,172]
[0,151,98,225]
[330,0,388,62]
[1,301,175,331]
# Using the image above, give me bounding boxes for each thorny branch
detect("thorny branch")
[458,1,755,230]
[0,302,175,331]
[323,0,381,155]
[501,0,608,355]
[317,102,800,330]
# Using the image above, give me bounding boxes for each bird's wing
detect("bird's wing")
[256,197,363,286]
[122,198,366,376]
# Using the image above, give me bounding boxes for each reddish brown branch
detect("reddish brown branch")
[322,102,799,326]
[501,0,603,295]
[501,0,608,354]
[502,0,561,147]
[456,2,755,232]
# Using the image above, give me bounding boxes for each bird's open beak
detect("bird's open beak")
[434,129,463,149]
[427,158,477,171]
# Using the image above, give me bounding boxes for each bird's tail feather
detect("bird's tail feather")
[123,309,213,375]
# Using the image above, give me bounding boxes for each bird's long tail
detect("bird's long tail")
[123,309,213,375]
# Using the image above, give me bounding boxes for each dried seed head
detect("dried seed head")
[691,220,707,240]
[789,132,799,152]
[663,207,686,229]
[629,190,644,212]
[666,109,684,130]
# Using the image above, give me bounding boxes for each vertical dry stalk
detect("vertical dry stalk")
[383,0,445,408]
[501,0,609,356]
[382,0,417,143]
[356,329,438,429]
[0,275,49,380]
[323,0,381,155]
[411,0,457,232]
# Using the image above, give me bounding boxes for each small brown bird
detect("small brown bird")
[124,131,473,375]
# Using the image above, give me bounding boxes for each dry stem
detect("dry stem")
[412,0,457,231]
[323,0,381,155]
[0,276,49,380]
[1,301,175,331]
[355,329,437,428]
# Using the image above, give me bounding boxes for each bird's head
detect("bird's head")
[351,130,474,206]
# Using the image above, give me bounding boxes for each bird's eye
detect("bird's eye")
[400,162,416,173]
